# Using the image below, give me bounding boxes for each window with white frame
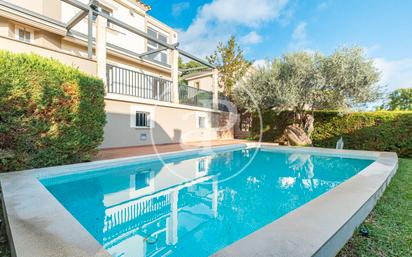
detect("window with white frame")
[15,26,33,43]
[147,27,168,64]
[130,106,155,128]
[196,112,208,129]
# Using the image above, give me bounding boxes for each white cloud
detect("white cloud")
[374,58,412,92]
[179,0,289,58]
[253,59,267,67]
[172,2,190,17]
[240,31,263,45]
[288,22,309,50]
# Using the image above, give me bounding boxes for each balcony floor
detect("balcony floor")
[95,139,248,160]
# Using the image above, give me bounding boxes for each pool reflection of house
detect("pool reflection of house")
[100,157,219,257]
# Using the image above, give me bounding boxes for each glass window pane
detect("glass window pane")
[158,34,167,43]
[18,29,25,41]
[147,46,157,60]
[160,52,167,64]
[147,28,157,38]
[25,31,31,42]
[148,40,157,48]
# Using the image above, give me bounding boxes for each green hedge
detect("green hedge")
[0,51,106,172]
[248,110,412,157]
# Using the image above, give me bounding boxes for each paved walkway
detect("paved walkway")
[95,139,248,160]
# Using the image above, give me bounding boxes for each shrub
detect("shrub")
[0,51,106,172]
[311,111,412,157]
[247,110,412,157]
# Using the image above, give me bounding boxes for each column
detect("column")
[96,15,107,85]
[212,68,219,110]
[171,49,179,104]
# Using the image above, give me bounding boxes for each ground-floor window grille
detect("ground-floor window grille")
[135,111,150,128]
[130,106,155,129]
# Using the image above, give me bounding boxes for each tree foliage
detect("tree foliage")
[207,36,252,97]
[381,88,412,111]
[234,47,381,114]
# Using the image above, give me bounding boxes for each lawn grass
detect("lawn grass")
[0,159,410,257]
[338,158,412,257]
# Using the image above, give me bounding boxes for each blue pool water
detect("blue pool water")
[41,147,373,257]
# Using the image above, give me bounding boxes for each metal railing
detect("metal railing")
[178,84,213,109]
[218,93,230,112]
[106,64,172,102]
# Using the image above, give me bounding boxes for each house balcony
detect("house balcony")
[178,84,213,109]
[106,64,173,102]
[106,65,229,112]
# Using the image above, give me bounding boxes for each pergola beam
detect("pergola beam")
[137,43,179,58]
[137,46,167,58]
[177,48,214,68]
[180,66,210,72]
[59,0,214,67]
[66,9,88,30]
[60,0,89,11]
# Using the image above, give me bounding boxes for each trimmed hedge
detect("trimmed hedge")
[248,110,412,157]
[0,51,106,172]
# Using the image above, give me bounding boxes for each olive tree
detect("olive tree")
[235,47,380,113]
[233,47,381,143]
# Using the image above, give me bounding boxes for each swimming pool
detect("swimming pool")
[40,146,374,257]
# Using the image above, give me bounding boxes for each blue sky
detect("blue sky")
[145,0,412,92]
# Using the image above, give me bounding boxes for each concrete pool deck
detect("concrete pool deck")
[0,143,398,257]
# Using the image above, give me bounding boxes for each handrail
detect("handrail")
[106,64,172,102]
[178,84,213,109]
